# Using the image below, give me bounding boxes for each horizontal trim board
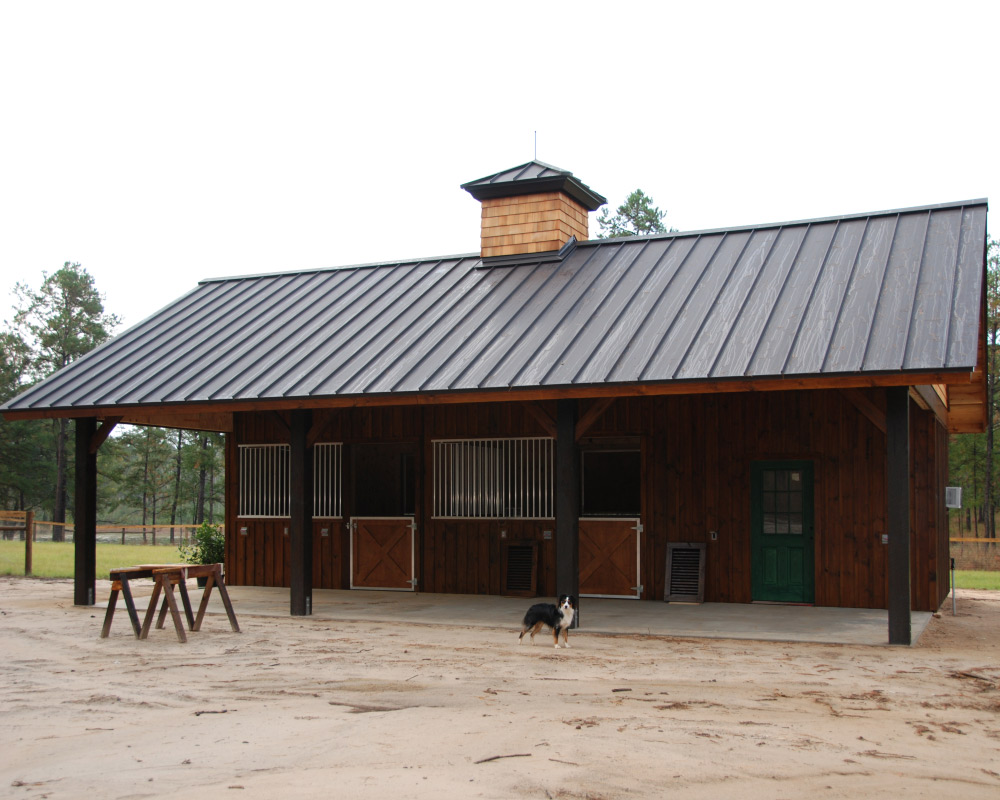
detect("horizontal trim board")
[2,369,979,423]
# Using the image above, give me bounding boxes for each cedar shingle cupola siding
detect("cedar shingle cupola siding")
[462,161,606,258]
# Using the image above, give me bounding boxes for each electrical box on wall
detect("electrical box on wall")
[945,487,962,509]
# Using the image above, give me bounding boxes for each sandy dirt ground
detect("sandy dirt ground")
[2,577,999,800]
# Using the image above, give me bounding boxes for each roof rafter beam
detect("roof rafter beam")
[575,398,615,440]
[89,417,122,454]
[522,402,557,437]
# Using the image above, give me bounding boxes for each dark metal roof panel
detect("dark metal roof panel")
[461,160,607,210]
[1,200,987,415]
[946,206,989,366]
[743,222,839,377]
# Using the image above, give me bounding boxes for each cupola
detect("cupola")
[462,161,606,259]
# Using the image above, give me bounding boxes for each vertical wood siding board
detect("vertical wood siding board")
[946,207,988,365]
[920,414,934,610]
[862,212,931,371]
[785,220,866,374]
[419,262,552,391]
[491,242,620,388]
[604,236,709,383]
[912,412,924,610]
[715,225,810,378]
[677,229,779,379]
[904,209,962,369]
[481,524,490,594]
[849,402,864,607]
[323,260,475,395]
[278,261,437,397]
[909,412,921,610]
[822,215,900,373]
[924,415,941,611]
[243,524,252,587]
[746,224,834,377]
[447,261,575,390]
[729,396,745,600]
[390,266,522,392]
[532,241,653,386]
[641,232,753,381]
[936,422,949,606]
[571,238,693,384]
[220,265,403,400]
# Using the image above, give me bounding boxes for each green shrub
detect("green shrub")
[178,522,225,566]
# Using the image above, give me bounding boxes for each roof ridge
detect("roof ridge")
[198,252,482,285]
[582,198,989,248]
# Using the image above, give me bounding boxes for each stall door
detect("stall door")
[351,517,416,591]
[751,462,814,603]
[579,518,642,599]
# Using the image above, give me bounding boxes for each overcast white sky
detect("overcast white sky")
[1,0,997,333]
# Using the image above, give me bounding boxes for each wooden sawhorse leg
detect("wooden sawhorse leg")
[141,575,187,642]
[102,577,143,639]
[193,566,241,633]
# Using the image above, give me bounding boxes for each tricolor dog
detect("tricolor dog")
[518,595,576,648]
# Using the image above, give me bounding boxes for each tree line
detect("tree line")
[1,263,222,537]
[950,238,1000,538]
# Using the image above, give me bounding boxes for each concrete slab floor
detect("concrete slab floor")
[187,586,932,647]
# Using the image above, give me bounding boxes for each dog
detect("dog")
[518,595,576,648]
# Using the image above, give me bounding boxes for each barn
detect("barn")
[2,161,988,644]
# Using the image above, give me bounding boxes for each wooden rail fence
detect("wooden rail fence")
[0,511,34,574]
[1,515,218,576]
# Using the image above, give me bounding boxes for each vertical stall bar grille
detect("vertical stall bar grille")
[238,444,291,518]
[432,437,554,519]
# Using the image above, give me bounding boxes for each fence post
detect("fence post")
[24,511,34,575]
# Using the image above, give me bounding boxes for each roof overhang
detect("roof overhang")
[2,368,982,434]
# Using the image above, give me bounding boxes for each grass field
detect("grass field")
[2,540,998,590]
[950,569,1000,590]
[0,541,183,579]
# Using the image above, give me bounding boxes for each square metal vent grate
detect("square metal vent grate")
[502,541,537,597]
[665,543,706,603]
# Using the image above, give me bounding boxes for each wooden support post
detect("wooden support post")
[887,386,911,645]
[24,510,34,575]
[290,409,313,616]
[555,399,580,627]
[74,417,98,606]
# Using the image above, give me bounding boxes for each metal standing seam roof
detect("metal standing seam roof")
[461,160,607,210]
[1,199,987,415]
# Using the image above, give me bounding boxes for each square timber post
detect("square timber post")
[886,386,911,645]
[555,399,580,627]
[74,417,98,606]
[290,409,313,616]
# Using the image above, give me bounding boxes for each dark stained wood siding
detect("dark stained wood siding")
[421,402,557,596]
[224,391,948,612]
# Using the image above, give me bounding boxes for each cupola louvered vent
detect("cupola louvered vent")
[502,541,537,597]
[665,543,706,603]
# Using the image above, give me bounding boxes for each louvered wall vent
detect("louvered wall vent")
[665,543,706,603]
[502,541,537,597]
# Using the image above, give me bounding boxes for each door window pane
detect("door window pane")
[761,469,805,536]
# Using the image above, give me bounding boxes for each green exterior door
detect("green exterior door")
[751,461,814,603]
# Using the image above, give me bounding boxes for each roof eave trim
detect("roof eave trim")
[1,368,979,420]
